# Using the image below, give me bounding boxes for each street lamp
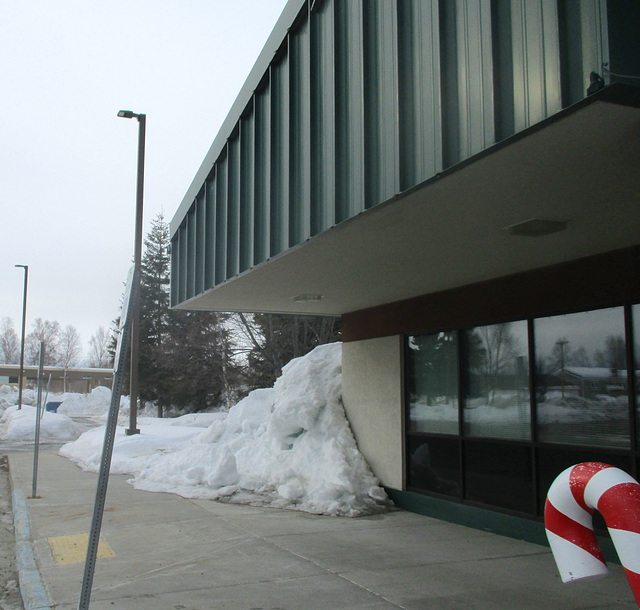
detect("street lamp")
[14,265,28,410]
[118,110,145,435]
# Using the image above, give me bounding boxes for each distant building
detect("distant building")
[170,0,640,537]
[0,365,113,394]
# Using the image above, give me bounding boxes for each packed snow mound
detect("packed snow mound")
[57,386,112,416]
[60,418,215,473]
[0,405,79,443]
[132,343,389,516]
[62,343,390,517]
[0,386,36,411]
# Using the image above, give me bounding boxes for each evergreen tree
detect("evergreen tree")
[166,310,240,412]
[136,213,241,413]
[138,213,172,406]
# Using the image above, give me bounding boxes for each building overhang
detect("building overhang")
[175,85,640,317]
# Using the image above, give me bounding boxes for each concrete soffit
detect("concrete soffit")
[177,86,640,317]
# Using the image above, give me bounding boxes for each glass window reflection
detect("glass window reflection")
[633,304,640,450]
[406,332,458,434]
[463,321,531,440]
[407,436,461,497]
[534,307,629,449]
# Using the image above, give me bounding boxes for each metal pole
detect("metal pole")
[15,265,28,410]
[31,341,45,499]
[127,113,145,436]
[78,269,137,610]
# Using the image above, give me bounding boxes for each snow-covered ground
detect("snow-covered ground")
[0,343,390,517]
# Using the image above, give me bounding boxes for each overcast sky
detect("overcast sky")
[1,0,288,360]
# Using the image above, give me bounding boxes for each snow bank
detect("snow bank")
[60,419,215,473]
[62,343,390,517]
[57,386,112,416]
[0,405,79,443]
[0,385,36,411]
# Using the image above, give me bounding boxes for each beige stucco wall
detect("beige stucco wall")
[342,336,404,490]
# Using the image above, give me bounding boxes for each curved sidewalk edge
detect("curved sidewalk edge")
[10,477,52,609]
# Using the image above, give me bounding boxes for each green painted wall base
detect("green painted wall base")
[385,488,620,564]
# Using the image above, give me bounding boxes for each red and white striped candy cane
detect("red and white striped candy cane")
[545,462,640,607]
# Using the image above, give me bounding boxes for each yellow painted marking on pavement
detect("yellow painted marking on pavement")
[47,533,115,565]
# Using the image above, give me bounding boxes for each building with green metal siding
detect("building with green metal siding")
[170,0,640,537]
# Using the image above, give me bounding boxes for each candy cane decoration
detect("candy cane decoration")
[545,462,640,607]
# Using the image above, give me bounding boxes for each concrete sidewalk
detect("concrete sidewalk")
[8,451,636,609]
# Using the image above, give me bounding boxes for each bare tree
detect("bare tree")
[0,317,19,364]
[88,326,113,368]
[25,319,60,365]
[59,325,82,368]
[470,323,520,405]
[234,312,341,389]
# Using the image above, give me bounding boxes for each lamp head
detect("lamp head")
[118,110,137,119]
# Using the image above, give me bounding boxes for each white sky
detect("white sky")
[0,0,288,359]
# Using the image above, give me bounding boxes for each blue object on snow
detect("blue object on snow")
[45,402,62,413]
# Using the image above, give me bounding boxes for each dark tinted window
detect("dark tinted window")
[464,441,533,513]
[407,435,461,498]
[534,307,629,449]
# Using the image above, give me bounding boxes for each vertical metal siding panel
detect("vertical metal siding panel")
[289,17,311,247]
[178,224,187,305]
[581,0,609,85]
[204,175,216,290]
[558,0,584,106]
[195,190,205,295]
[541,1,562,117]
[270,55,290,257]
[456,0,495,159]
[310,0,336,235]
[227,134,241,278]
[215,153,228,285]
[364,0,399,209]
[186,208,196,300]
[239,109,255,273]
[335,0,365,223]
[511,0,527,129]
[170,234,179,307]
[398,0,442,191]
[511,0,561,132]
[254,84,271,265]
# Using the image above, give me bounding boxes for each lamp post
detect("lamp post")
[14,265,28,410]
[117,110,145,435]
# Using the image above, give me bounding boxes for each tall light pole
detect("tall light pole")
[556,338,569,399]
[117,110,145,435]
[14,265,28,410]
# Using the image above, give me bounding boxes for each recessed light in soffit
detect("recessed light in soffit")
[506,218,568,237]
[293,294,323,303]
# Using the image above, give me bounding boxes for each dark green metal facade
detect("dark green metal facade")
[170,0,610,309]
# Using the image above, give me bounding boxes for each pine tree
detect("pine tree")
[138,213,172,406]
[166,311,240,412]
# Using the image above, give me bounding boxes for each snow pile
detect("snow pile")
[57,386,112,416]
[60,417,220,473]
[62,343,390,517]
[0,385,17,410]
[537,390,629,424]
[0,405,79,443]
[0,386,36,411]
